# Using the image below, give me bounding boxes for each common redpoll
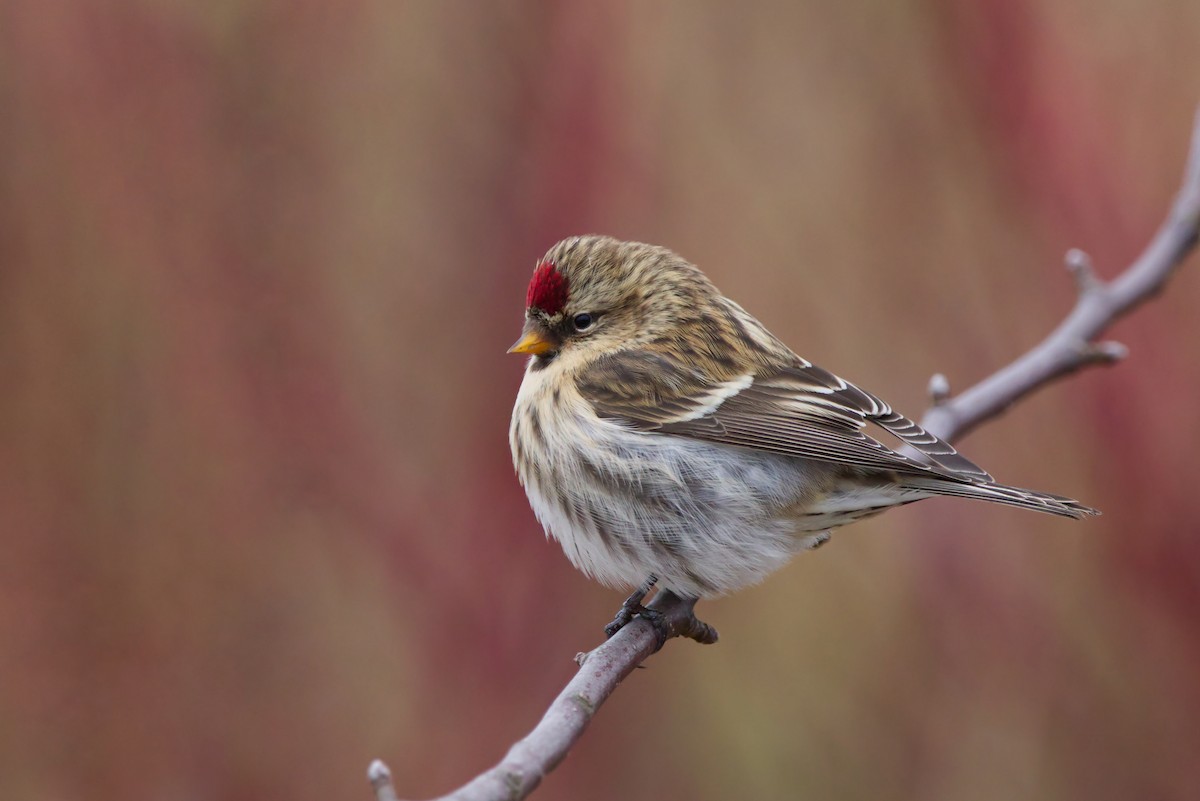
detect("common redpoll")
[509,235,1096,637]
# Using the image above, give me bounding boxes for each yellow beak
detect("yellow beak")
[507,328,555,356]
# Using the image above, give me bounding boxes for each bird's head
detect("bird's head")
[508,235,718,364]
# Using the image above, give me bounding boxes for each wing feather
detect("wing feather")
[579,350,992,483]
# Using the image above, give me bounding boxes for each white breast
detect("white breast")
[509,356,833,598]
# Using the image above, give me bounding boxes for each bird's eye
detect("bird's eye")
[572,313,594,331]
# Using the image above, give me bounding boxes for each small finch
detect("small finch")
[508,235,1097,637]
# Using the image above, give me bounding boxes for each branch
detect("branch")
[369,595,708,801]
[368,107,1200,801]
[920,107,1200,441]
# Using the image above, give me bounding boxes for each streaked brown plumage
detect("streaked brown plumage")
[509,235,1097,602]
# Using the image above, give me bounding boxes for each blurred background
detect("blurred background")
[2,2,1199,800]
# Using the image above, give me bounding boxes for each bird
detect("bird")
[508,235,1097,639]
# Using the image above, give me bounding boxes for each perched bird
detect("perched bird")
[508,235,1096,635]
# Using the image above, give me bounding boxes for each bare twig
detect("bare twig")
[920,108,1200,442]
[369,107,1200,801]
[369,594,707,801]
[369,760,401,801]
[927,373,952,406]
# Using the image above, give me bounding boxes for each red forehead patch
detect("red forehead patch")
[526,260,569,315]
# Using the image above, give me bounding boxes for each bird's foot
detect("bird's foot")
[604,578,719,649]
[604,575,658,638]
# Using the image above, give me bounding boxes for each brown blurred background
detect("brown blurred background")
[2,2,1199,800]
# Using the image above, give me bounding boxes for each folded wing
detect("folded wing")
[578,349,993,484]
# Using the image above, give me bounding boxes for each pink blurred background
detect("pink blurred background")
[2,2,1199,800]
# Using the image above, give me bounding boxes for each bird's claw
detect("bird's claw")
[605,575,659,638]
[605,602,670,646]
[604,579,718,649]
[603,606,638,638]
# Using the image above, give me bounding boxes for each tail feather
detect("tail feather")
[901,477,1100,520]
